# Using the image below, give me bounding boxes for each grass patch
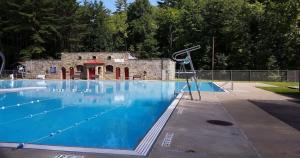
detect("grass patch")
[257,82,299,96]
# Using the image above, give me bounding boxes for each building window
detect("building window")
[107,56,112,60]
[106,65,113,73]
[78,56,82,60]
[49,66,56,73]
[76,65,84,72]
[92,56,96,59]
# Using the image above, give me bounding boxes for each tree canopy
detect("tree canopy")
[0,0,299,70]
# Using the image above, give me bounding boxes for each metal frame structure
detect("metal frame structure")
[0,51,5,75]
[172,45,201,100]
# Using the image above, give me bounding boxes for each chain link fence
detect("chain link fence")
[1,69,299,82]
[0,70,51,79]
[0,70,19,79]
[177,70,300,82]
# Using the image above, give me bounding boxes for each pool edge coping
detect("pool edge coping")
[0,92,184,157]
[135,92,183,156]
[213,82,229,93]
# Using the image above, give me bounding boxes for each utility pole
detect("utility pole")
[212,36,215,81]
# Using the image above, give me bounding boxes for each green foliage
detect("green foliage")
[127,0,159,58]
[157,0,299,70]
[115,0,128,13]
[0,0,82,62]
[109,9,128,51]
[258,82,299,96]
[76,0,112,52]
[0,0,298,70]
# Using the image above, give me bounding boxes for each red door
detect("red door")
[125,67,129,80]
[89,68,95,80]
[116,67,121,80]
[70,67,74,79]
[62,67,66,79]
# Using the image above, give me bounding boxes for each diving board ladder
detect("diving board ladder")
[172,46,201,100]
[0,51,5,75]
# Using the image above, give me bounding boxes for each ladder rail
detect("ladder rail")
[172,46,201,100]
[172,45,201,62]
[0,51,5,75]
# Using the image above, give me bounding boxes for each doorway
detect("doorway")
[125,67,129,80]
[116,67,121,80]
[70,67,74,79]
[88,68,95,80]
[62,67,66,79]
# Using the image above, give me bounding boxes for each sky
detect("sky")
[80,0,159,12]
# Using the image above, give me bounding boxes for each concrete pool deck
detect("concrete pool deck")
[0,82,300,158]
[149,82,300,158]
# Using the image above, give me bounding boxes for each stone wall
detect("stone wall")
[21,52,176,80]
[61,52,132,66]
[21,60,62,79]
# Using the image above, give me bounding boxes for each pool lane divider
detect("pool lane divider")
[0,87,46,93]
[29,107,120,144]
[0,105,68,125]
[0,98,55,110]
[0,92,184,157]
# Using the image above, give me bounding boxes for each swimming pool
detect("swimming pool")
[0,80,223,155]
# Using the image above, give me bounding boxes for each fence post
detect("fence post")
[249,70,251,82]
[231,70,233,90]
[211,69,214,81]
[286,70,288,82]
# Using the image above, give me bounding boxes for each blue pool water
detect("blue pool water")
[0,80,223,150]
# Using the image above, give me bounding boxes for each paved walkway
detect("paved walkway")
[216,83,300,158]
[150,82,300,158]
[149,92,260,158]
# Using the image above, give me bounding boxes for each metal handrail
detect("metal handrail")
[0,52,5,75]
[172,45,201,62]
[172,46,201,100]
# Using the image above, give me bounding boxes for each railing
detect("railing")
[176,70,299,82]
[0,70,18,79]
[0,51,5,75]
[173,46,201,100]
[0,70,50,79]
[176,70,300,92]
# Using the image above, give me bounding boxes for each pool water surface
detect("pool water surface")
[0,80,223,150]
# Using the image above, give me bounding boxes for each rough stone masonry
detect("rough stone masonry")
[21,52,176,80]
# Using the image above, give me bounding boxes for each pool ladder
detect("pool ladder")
[0,51,5,75]
[172,46,201,101]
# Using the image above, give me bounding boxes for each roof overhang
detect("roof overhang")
[84,59,104,65]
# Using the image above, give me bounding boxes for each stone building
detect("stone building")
[21,52,176,80]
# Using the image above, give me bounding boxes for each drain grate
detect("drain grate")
[55,155,84,158]
[206,120,233,126]
[185,149,196,153]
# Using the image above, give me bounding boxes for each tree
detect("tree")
[115,0,128,13]
[76,0,112,52]
[0,0,83,62]
[0,0,299,70]
[127,0,159,58]
[109,11,128,51]
[156,7,181,57]
[0,0,61,60]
